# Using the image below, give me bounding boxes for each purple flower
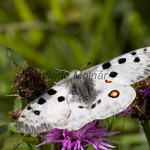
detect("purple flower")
[37,120,119,150]
[139,86,150,98]
[119,108,132,116]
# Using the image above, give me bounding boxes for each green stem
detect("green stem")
[26,141,34,150]
[38,136,44,150]
[118,117,127,150]
[13,134,25,150]
[141,120,150,149]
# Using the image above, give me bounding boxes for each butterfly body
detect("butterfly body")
[69,70,97,105]
[17,47,150,133]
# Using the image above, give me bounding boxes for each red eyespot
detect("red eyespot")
[109,90,119,98]
[105,80,111,83]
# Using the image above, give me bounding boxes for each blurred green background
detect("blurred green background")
[0,0,150,149]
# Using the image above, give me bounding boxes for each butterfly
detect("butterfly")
[17,47,150,133]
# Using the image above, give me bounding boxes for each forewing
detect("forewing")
[85,47,150,85]
[17,82,71,133]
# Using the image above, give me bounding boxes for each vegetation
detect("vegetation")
[0,0,150,149]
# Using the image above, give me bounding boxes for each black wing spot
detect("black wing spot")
[38,98,46,105]
[91,103,96,109]
[58,96,65,102]
[131,52,136,55]
[34,110,40,115]
[134,57,140,62]
[144,48,147,52]
[102,62,111,69]
[109,71,118,78]
[27,105,32,110]
[21,115,25,118]
[118,58,126,64]
[78,106,84,108]
[47,89,57,95]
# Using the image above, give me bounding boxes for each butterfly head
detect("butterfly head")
[68,70,81,79]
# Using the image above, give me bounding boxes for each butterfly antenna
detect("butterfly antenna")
[54,68,70,73]
[80,62,91,71]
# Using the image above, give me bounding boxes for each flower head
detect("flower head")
[130,78,150,120]
[119,108,132,116]
[14,66,48,102]
[139,86,150,98]
[37,120,119,150]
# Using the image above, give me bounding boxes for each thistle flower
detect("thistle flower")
[130,78,150,120]
[37,120,119,150]
[14,66,48,102]
[119,108,132,116]
[139,80,150,98]
[9,109,22,122]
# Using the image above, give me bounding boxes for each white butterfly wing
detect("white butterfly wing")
[17,83,71,133]
[17,47,150,133]
[17,81,94,133]
[66,95,93,130]
[90,79,136,119]
[86,47,150,85]
[62,79,136,131]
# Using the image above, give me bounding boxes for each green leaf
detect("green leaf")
[141,120,150,146]
[31,133,37,138]
[9,124,19,133]
[87,145,95,150]
[6,46,28,68]
[105,116,116,131]
[1,142,37,150]
[0,124,9,135]
[14,98,22,110]
[8,122,16,129]
[0,121,17,135]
